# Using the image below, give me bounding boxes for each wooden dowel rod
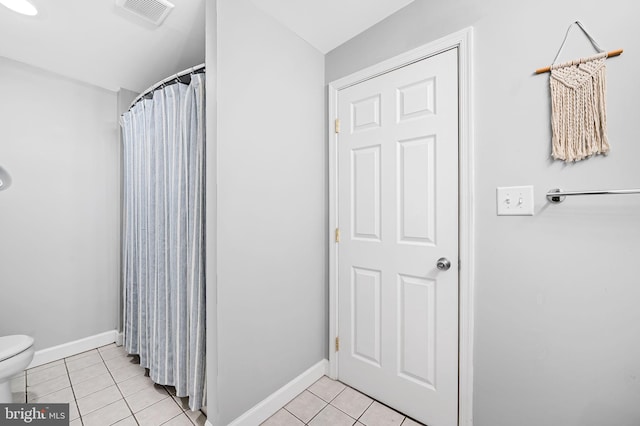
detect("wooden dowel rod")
[534,49,623,74]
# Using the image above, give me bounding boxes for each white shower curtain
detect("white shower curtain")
[120,73,206,411]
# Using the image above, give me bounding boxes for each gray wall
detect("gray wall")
[205,0,218,421]
[0,57,121,350]
[327,2,640,425]
[215,0,326,423]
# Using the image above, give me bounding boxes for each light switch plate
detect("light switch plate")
[497,186,535,216]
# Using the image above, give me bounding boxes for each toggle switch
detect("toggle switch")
[497,186,535,216]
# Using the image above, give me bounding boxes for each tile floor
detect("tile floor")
[261,376,424,426]
[10,344,207,426]
[10,344,423,426]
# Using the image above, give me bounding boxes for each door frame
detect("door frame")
[327,27,475,426]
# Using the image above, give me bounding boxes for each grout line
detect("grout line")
[63,355,83,425]
[328,386,347,404]
[94,344,205,426]
[332,386,375,423]
[320,386,364,424]
[160,412,186,425]
[168,389,205,425]
[329,383,393,423]
[25,359,65,376]
[97,344,139,426]
[354,400,374,422]
[329,385,347,403]
[24,375,72,403]
[305,381,346,404]
[66,358,104,375]
[328,397,370,423]
[185,414,198,425]
[65,349,99,364]
[283,405,325,425]
[27,364,69,388]
[304,379,417,426]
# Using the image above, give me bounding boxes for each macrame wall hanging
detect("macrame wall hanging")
[535,21,623,163]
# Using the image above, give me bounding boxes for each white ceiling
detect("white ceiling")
[250,0,415,54]
[0,0,412,94]
[0,0,205,93]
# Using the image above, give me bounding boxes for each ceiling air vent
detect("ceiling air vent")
[116,0,174,26]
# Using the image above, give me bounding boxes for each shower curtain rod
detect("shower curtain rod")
[129,63,205,109]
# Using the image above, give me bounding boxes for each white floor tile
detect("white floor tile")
[72,372,115,399]
[172,394,190,411]
[8,347,207,426]
[68,362,109,386]
[261,409,305,426]
[113,416,138,426]
[401,418,424,426]
[359,402,405,426]
[82,399,132,426]
[65,352,103,372]
[24,390,35,403]
[27,364,68,386]
[3,345,213,426]
[27,360,64,375]
[308,404,356,426]
[135,396,182,426]
[97,343,117,352]
[11,391,26,403]
[110,363,146,383]
[125,384,170,413]
[284,390,326,423]
[31,386,75,403]
[105,355,139,372]
[69,403,80,422]
[163,413,195,426]
[99,345,128,361]
[65,349,98,362]
[186,408,207,426]
[307,376,346,402]
[27,374,71,400]
[76,385,122,416]
[330,387,373,419]
[30,387,80,420]
[117,374,156,398]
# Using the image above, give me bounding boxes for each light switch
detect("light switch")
[496,186,535,216]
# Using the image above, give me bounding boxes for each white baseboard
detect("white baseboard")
[28,330,118,368]
[116,332,124,346]
[224,359,329,426]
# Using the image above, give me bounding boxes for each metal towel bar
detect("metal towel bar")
[547,188,640,203]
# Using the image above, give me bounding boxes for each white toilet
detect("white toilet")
[0,335,35,403]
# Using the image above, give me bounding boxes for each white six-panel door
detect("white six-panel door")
[336,48,459,426]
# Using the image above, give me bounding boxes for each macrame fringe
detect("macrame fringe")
[550,55,609,162]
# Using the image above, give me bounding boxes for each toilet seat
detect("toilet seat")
[0,335,34,362]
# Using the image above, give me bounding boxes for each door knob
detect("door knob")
[436,257,451,271]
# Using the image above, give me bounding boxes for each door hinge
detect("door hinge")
[334,118,341,134]
[335,228,341,243]
[335,336,340,352]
